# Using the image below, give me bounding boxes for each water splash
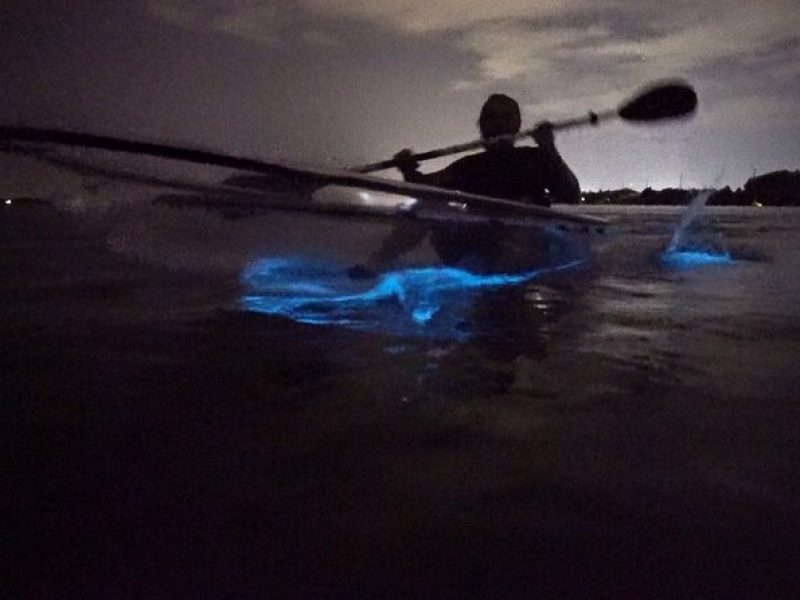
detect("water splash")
[660,190,734,270]
[240,257,583,339]
[665,190,713,253]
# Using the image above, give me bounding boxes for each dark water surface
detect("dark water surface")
[3,201,800,598]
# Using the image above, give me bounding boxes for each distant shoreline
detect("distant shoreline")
[579,169,800,207]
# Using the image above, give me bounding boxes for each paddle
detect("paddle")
[0,124,608,226]
[351,79,697,173]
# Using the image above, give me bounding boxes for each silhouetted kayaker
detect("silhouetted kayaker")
[350,94,581,277]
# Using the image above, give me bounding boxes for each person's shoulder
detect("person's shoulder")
[443,151,485,173]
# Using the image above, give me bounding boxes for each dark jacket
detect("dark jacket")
[428,146,553,206]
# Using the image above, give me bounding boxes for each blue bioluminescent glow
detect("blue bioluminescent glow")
[240,257,584,338]
[660,249,734,270]
[661,191,736,271]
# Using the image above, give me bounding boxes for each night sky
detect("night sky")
[1,0,799,191]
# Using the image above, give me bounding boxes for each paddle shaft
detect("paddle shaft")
[353,109,616,173]
[0,126,294,175]
[3,81,694,177]
[0,116,610,178]
[351,80,698,173]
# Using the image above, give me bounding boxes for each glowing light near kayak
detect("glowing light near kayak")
[660,249,733,270]
[240,257,583,338]
[661,190,735,270]
[354,190,416,210]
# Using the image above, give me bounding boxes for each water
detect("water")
[665,189,714,252]
[3,188,800,596]
[239,256,586,339]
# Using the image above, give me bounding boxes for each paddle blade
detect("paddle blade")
[618,80,697,122]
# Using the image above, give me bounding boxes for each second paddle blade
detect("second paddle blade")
[619,80,698,122]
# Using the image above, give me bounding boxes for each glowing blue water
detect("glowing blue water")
[660,249,734,270]
[240,257,583,338]
[666,190,714,253]
[660,190,735,270]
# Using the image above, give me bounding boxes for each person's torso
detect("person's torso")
[430,147,550,271]
[444,146,548,205]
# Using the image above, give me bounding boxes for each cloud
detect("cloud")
[305,0,799,96]
[147,0,800,80]
[700,93,799,131]
[145,0,800,112]
[590,1,800,72]
[455,21,610,81]
[302,0,608,33]
[146,0,599,43]
[146,0,293,45]
[436,0,800,130]
[300,30,340,47]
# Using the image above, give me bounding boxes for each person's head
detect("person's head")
[478,94,521,142]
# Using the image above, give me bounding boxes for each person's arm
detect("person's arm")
[531,122,581,204]
[393,148,457,188]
